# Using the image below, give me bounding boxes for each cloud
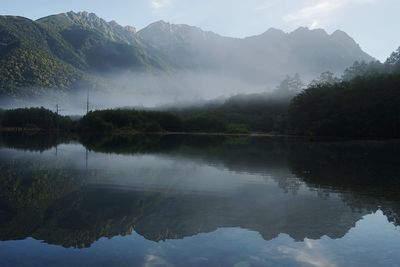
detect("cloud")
[255,1,275,11]
[283,0,377,28]
[150,0,171,9]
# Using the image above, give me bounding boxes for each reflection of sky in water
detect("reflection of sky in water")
[1,140,400,267]
[1,211,399,267]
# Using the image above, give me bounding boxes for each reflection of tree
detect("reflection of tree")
[79,133,182,154]
[0,154,365,247]
[1,134,400,248]
[0,160,85,241]
[0,132,70,152]
[0,158,143,248]
[285,140,400,225]
[33,190,148,248]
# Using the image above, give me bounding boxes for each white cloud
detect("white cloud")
[283,0,377,28]
[150,0,172,9]
[255,1,275,11]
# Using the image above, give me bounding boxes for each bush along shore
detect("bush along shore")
[0,107,253,135]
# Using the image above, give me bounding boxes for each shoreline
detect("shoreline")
[0,127,276,137]
[0,127,42,133]
[2,127,400,142]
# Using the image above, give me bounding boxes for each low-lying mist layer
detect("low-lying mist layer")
[0,70,280,115]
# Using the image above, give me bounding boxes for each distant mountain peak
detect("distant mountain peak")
[260,27,286,38]
[68,11,95,17]
[0,12,375,97]
[153,20,170,25]
[65,11,105,25]
[331,29,353,42]
[124,25,137,34]
[290,26,310,34]
[145,20,175,32]
[144,20,204,34]
[330,29,365,52]
[38,11,140,45]
[138,20,222,50]
[265,27,285,33]
[290,27,328,36]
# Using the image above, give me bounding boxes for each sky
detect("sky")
[1,0,399,61]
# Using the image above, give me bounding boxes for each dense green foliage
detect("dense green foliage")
[172,95,289,133]
[0,47,81,96]
[77,109,248,133]
[2,46,400,138]
[0,12,166,97]
[75,76,304,135]
[287,48,400,139]
[170,75,301,133]
[77,109,184,133]
[0,16,83,96]
[0,107,72,130]
[0,107,250,134]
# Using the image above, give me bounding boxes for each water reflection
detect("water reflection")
[0,133,400,266]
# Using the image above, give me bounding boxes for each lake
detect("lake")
[0,133,400,267]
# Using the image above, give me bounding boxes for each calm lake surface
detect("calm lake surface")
[0,133,400,267]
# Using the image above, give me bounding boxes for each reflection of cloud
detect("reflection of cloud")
[283,0,377,28]
[278,239,337,267]
[143,254,174,267]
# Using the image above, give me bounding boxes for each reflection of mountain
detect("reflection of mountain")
[285,141,400,225]
[0,134,399,248]
[0,170,364,247]
[81,134,291,175]
[0,160,85,242]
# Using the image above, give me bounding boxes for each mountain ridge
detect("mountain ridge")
[0,11,374,97]
[138,17,373,83]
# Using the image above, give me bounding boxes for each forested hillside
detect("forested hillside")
[287,48,400,139]
[0,12,167,97]
[0,16,82,96]
[0,11,372,98]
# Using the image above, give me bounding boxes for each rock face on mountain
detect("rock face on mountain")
[138,22,373,83]
[37,11,166,72]
[38,11,140,45]
[0,11,373,97]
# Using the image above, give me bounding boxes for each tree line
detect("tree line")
[2,47,400,139]
[286,47,400,139]
[0,107,73,131]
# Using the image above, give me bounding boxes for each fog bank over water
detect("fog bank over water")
[0,71,274,115]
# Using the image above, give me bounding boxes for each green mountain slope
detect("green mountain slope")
[38,11,166,71]
[0,11,375,98]
[0,16,83,96]
[0,12,167,97]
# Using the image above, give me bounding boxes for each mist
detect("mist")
[0,70,277,115]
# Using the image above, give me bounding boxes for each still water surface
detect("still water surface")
[0,133,400,267]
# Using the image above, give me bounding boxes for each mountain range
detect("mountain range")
[0,11,374,97]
